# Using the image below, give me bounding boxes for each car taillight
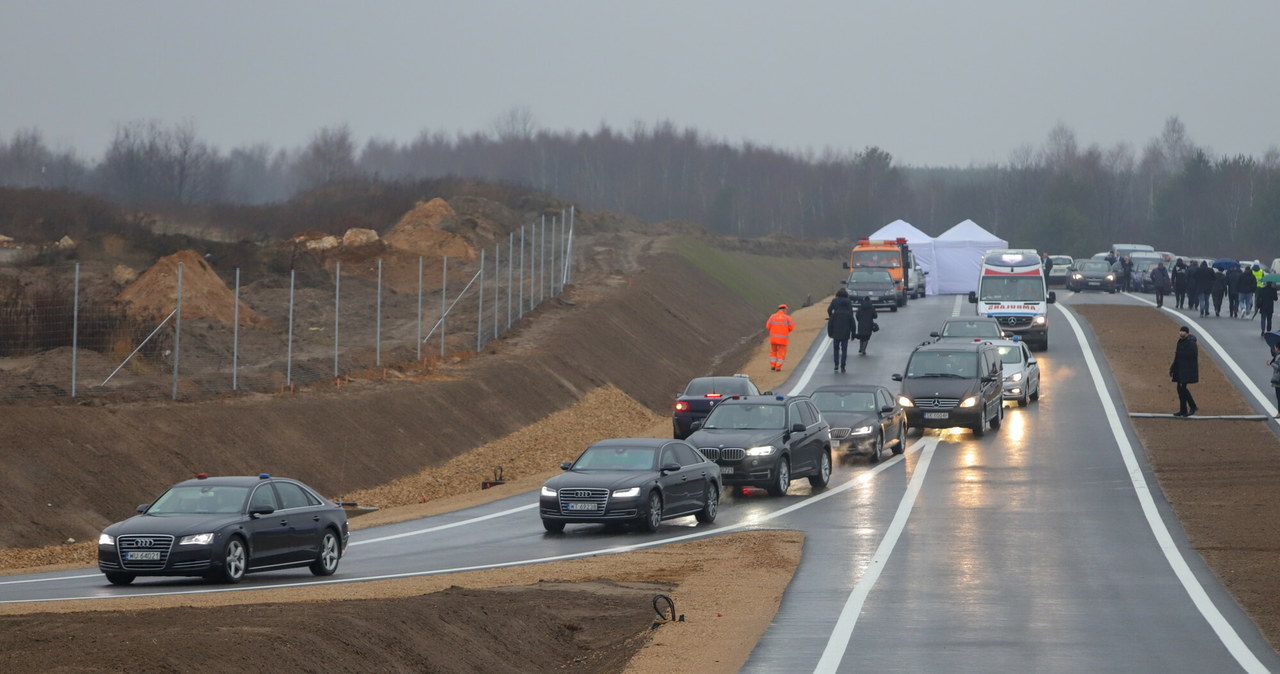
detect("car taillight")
[706,393,722,399]
[675,401,690,412]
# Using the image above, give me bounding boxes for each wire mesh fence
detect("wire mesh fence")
[0,209,575,401]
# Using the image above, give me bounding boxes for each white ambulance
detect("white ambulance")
[967,249,1056,350]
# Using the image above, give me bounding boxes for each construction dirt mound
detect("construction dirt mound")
[384,198,477,261]
[117,250,264,327]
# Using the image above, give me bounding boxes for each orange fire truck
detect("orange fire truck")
[842,237,920,307]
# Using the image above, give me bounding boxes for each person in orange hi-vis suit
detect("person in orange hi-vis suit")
[767,304,795,371]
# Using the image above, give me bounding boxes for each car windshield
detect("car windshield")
[941,321,1002,337]
[148,485,250,515]
[684,378,752,396]
[702,403,786,430]
[853,251,901,267]
[978,276,1046,302]
[1078,261,1110,272]
[847,270,893,284]
[810,391,878,413]
[996,345,1022,364]
[573,446,657,471]
[1050,256,1072,265]
[906,352,978,378]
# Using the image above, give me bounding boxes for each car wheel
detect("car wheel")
[971,410,986,437]
[1030,381,1040,401]
[892,421,906,455]
[542,519,565,533]
[639,491,663,532]
[309,530,341,576]
[214,536,247,584]
[809,450,832,488]
[869,432,884,464]
[1017,393,1028,408]
[766,457,791,496]
[890,305,898,312]
[990,403,1003,431]
[695,483,719,524]
[104,572,135,586]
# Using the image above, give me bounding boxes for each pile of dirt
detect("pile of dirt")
[117,250,263,327]
[384,198,477,260]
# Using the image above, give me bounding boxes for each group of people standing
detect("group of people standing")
[763,293,878,373]
[1170,259,1276,335]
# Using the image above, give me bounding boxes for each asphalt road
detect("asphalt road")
[3,289,1279,673]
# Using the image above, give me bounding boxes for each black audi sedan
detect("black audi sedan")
[540,438,720,533]
[672,375,760,439]
[98,474,349,585]
[685,395,832,496]
[810,384,906,464]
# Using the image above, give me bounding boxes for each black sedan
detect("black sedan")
[1066,259,1119,292]
[672,375,760,439]
[540,438,720,533]
[98,474,349,585]
[844,268,900,311]
[810,384,906,464]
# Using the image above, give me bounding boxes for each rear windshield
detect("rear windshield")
[684,378,752,396]
[906,351,978,378]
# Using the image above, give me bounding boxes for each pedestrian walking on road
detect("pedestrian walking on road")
[1120,256,1134,292]
[854,297,878,356]
[1226,265,1242,317]
[1268,343,1280,416]
[1173,259,1189,309]
[1238,266,1258,317]
[766,304,795,372]
[1211,269,1227,316]
[1193,261,1215,316]
[827,289,856,373]
[1258,282,1277,335]
[1170,325,1200,417]
[1150,262,1171,308]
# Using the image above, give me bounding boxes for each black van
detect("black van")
[892,340,1004,437]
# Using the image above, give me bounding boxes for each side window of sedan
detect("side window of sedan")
[672,443,703,467]
[878,390,893,409]
[660,445,680,468]
[274,482,312,510]
[249,485,278,511]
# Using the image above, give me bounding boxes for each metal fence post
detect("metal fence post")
[559,208,567,294]
[376,258,383,367]
[286,268,295,390]
[334,261,341,378]
[233,267,240,391]
[507,231,514,330]
[172,262,183,400]
[567,205,575,285]
[416,256,424,361]
[519,225,526,317]
[493,243,500,340]
[477,248,485,352]
[71,262,79,397]
[441,256,447,357]
[540,214,546,304]
[551,216,557,297]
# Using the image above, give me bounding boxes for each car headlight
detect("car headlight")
[897,395,914,408]
[1071,273,1082,279]
[179,533,215,546]
[746,445,776,456]
[612,487,640,498]
[959,396,979,408]
[1032,315,1046,325]
[99,533,115,546]
[1105,274,1115,280]
[1006,372,1023,382]
[852,425,875,435]
[540,486,557,497]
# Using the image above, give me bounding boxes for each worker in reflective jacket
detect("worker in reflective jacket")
[767,304,796,371]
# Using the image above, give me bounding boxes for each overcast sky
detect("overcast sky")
[3,1,1278,167]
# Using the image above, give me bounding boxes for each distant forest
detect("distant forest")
[1,114,1276,258]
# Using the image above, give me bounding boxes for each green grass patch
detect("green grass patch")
[676,238,844,312]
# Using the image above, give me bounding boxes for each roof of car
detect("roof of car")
[913,339,994,353]
[942,317,1001,325]
[174,475,289,488]
[687,375,750,385]
[588,438,671,449]
[811,384,885,393]
[714,394,798,405]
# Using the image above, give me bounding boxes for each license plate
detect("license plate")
[924,412,949,420]
[566,502,599,511]
[1087,281,1100,286]
[720,467,734,475]
[125,551,161,561]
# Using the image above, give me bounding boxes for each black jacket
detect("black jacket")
[854,300,878,339]
[1237,271,1258,295]
[1192,264,1215,289]
[1170,335,1199,384]
[827,296,856,340]
[1150,266,1171,292]
[1258,284,1277,312]
[1173,264,1189,291]
[1211,271,1228,295]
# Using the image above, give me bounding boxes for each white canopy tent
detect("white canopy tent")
[932,220,1008,294]
[868,219,938,296]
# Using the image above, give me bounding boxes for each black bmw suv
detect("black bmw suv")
[892,340,1004,437]
[684,395,832,496]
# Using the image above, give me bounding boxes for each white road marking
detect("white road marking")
[0,573,100,585]
[0,440,930,604]
[352,503,538,545]
[814,436,938,673]
[787,337,831,396]
[951,293,964,316]
[1058,304,1268,674]
[1123,292,1278,417]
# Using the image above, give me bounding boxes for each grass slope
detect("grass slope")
[677,238,842,312]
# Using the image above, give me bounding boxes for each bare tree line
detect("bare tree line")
[1,114,1277,257]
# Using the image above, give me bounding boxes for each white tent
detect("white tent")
[868,219,938,296]
[933,220,1008,294]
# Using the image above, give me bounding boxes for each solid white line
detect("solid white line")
[1123,292,1278,417]
[351,503,538,546]
[951,293,964,317]
[1058,304,1268,673]
[814,437,938,673]
[787,336,831,396]
[0,573,100,586]
[0,440,930,605]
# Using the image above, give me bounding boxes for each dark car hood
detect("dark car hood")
[1077,269,1112,279]
[104,513,244,536]
[900,377,980,399]
[545,470,653,491]
[847,281,895,292]
[684,428,785,449]
[819,410,878,427]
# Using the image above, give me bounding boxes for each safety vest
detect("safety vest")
[1254,268,1265,287]
[767,311,794,341]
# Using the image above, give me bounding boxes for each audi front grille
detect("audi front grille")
[116,534,176,570]
[557,488,609,516]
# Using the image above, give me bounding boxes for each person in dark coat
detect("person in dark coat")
[1120,256,1134,292]
[1150,262,1171,308]
[854,297,878,356]
[1237,266,1258,317]
[1192,261,1215,316]
[1172,259,1189,309]
[1170,325,1199,416]
[826,288,856,373]
[1225,266,1242,318]
[1257,282,1277,335]
[1211,269,1228,316]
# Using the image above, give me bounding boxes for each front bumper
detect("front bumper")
[98,544,218,577]
[539,494,642,523]
[906,407,981,429]
[715,458,780,487]
[831,429,877,452]
[1002,381,1026,400]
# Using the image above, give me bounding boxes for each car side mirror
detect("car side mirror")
[136,504,150,514]
[842,261,850,270]
[560,461,573,471]
[249,505,275,517]
[929,331,940,338]
[791,423,806,434]
[1047,291,1057,304]
[1027,358,1037,365]
[891,373,903,381]
[661,462,681,474]
[690,420,703,432]
[968,291,978,303]
[981,375,996,383]
[880,405,895,414]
